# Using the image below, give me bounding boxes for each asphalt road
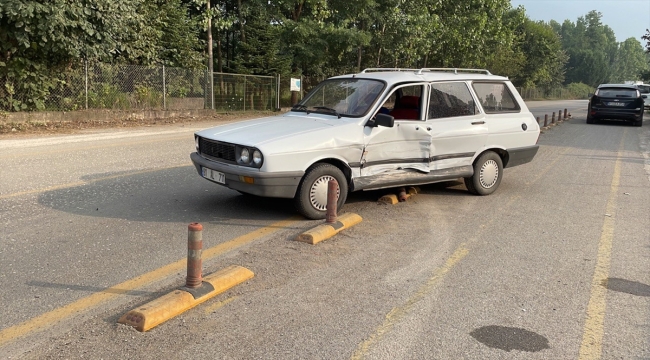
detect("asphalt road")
[1,100,649,359]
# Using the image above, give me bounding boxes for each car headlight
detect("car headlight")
[253,150,262,165]
[240,148,250,163]
[195,136,200,152]
[235,145,263,167]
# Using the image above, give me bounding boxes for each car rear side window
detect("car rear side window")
[472,82,520,113]
[428,82,477,119]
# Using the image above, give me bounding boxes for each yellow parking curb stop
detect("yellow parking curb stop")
[378,194,398,204]
[296,212,362,245]
[118,265,254,332]
[378,186,420,204]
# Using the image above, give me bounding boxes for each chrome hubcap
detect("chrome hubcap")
[479,160,499,188]
[309,175,339,211]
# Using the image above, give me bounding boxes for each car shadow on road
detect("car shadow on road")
[603,278,650,297]
[37,166,297,223]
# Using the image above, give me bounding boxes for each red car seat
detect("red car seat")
[389,95,420,120]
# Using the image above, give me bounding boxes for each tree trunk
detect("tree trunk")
[376,24,386,67]
[292,1,304,21]
[238,0,245,42]
[357,47,362,72]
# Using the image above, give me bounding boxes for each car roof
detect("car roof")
[597,84,639,89]
[330,68,510,85]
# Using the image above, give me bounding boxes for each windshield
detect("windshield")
[292,79,385,117]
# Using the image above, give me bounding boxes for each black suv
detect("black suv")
[588,84,643,127]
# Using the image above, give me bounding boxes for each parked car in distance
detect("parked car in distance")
[191,68,541,219]
[635,84,650,110]
[588,84,644,127]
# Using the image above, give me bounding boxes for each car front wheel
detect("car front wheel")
[464,151,503,196]
[294,163,348,220]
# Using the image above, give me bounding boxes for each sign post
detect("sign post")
[290,77,301,106]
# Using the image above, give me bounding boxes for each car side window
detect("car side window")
[380,85,424,120]
[428,82,477,119]
[472,82,520,113]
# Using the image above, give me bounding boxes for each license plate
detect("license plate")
[202,167,225,184]
[607,102,625,107]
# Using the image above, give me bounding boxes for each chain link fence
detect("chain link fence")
[210,72,278,111]
[41,62,279,112]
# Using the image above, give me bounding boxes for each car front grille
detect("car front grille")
[199,137,236,162]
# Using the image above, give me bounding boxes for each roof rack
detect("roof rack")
[417,68,492,75]
[360,68,420,73]
[360,67,493,76]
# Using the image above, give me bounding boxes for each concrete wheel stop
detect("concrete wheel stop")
[118,223,254,332]
[378,186,420,205]
[296,179,362,245]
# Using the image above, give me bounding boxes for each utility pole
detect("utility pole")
[207,0,214,109]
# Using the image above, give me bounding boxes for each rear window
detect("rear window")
[472,82,520,113]
[597,88,638,98]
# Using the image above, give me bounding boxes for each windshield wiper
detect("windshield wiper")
[291,104,309,113]
[313,106,341,119]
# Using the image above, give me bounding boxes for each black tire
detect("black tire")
[586,114,594,124]
[634,112,643,127]
[464,151,503,196]
[294,163,348,220]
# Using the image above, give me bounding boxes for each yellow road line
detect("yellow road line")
[578,131,625,359]
[204,296,238,314]
[0,164,192,200]
[350,244,469,360]
[0,216,300,347]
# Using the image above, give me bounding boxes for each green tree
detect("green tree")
[513,18,567,88]
[0,0,204,111]
[145,0,205,68]
[610,38,649,82]
[559,11,617,86]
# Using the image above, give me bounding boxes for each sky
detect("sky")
[510,0,650,44]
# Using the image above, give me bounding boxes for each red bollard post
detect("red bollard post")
[326,179,338,224]
[552,112,556,124]
[536,117,540,126]
[398,187,408,202]
[564,108,568,119]
[559,109,562,121]
[186,222,203,288]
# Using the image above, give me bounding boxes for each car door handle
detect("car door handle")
[471,121,485,125]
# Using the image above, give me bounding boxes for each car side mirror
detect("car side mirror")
[367,113,394,128]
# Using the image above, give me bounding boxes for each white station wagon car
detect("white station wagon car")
[191,68,540,219]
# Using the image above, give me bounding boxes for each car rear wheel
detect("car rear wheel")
[294,163,348,220]
[634,112,643,127]
[464,151,503,196]
[586,114,595,124]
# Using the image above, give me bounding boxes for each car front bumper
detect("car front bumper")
[190,152,304,198]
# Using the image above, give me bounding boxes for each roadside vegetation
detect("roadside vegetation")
[1,0,650,112]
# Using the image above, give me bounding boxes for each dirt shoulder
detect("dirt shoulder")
[0,111,277,138]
